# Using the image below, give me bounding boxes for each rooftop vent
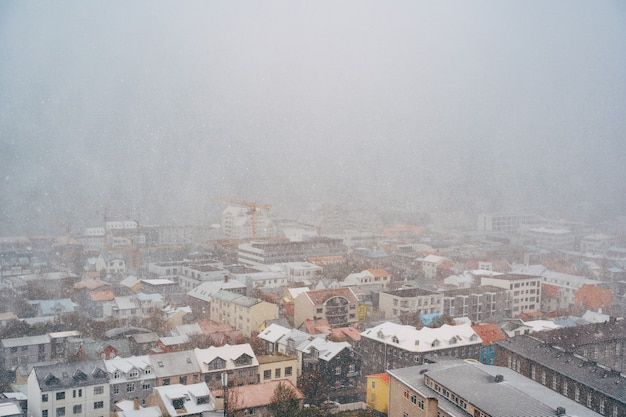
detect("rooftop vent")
[556,406,566,416]
[495,374,504,383]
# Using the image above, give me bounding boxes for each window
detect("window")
[587,394,592,408]
[335,367,341,375]
[113,385,119,395]
[238,370,245,378]
[43,411,48,417]
[371,381,376,389]
[113,370,121,379]
[73,405,82,414]
[72,389,82,398]
[410,394,417,404]
[275,368,281,378]
[142,382,151,390]
[56,392,65,400]
[285,367,292,376]
[163,378,170,386]
[129,369,139,378]
[127,383,135,392]
[56,407,65,417]
[42,394,48,402]
[418,399,424,409]
[94,401,104,409]
[263,370,271,380]
[179,376,187,384]
[93,386,104,395]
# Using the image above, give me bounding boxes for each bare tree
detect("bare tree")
[268,382,301,417]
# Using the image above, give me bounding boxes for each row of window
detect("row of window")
[41,402,103,417]
[42,387,102,403]
[262,366,293,380]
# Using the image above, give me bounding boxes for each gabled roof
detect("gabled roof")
[89,290,116,302]
[302,337,351,362]
[33,360,109,391]
[153,383,215,416]
[257,323,292,344]
[300,287,359,305]
[193,343,258,372]
[150,351,200,377]
[104,355,152,381]
[471,323,507,345]
[31,299,78,315]
[361,322,482,352]
[74,279,111,290]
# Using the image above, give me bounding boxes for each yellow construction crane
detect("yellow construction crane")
[219,196,272,239]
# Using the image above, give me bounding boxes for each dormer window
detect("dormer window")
[392,336,399,344]
[431,339,440,347]
[449,338,457,345]
[145,367,152,375]
[235,354,252,366]
[113,370,121,379]
[128,369,139,378]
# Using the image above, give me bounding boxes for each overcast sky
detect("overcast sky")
[1,1,625,235]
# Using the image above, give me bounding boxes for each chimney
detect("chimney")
[556,406,566,416]
[495,374,504,383]
[134,397,140,410]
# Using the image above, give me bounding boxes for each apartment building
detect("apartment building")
[357,322,482,376]
[208,290,277,337]
[193,344,259,390]
[378,288,443,319]
[237,238,346,267]
[480,273,542,318]
[387,359,601,417]
[0,334,51,372]
[293,287,359,329]
[104,355,155,411]
[27,360,110,417]
[496,334,626,417]
[440,286,508,323]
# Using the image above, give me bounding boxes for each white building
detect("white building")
[27,360,110,417]
[480,273,542,318]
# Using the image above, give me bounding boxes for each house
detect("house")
[387,359,602,417]
[257,354,299,387]
[300,336,362,403]
[151,335,190,354]
[150,350,201,387]
[29,299,79,317]
[104,355,155,411]
[0,334,51,372]
[357,322,482,376]
[343,269,391,289]
[113,399,162,417]
[145,383,215,417]
[95,253,126,277]
[419,254,452,279]
[197,319,246,346]
[128,332,159,356]
[208,290,277,337]
[27,360,110,417]
[293,287,359,329]
[186,279,247,315]
[103,296,140,322]
[193,343,259,390]
[471,323,507,365]
[224,380,303,417]
[0,401,22,417]
[365,373,390,415]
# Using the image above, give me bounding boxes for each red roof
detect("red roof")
[367,373,390,384]
[228,380,304,410]
[74,279,111,290]
[472,323,507,345]
[368,268,390,277]
[89,290,116,302]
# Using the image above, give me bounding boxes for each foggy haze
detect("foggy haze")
[1,1,625,235]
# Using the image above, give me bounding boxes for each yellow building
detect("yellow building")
[366,373,390,415]
[257,353,299,387]
[209,290,278,337]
